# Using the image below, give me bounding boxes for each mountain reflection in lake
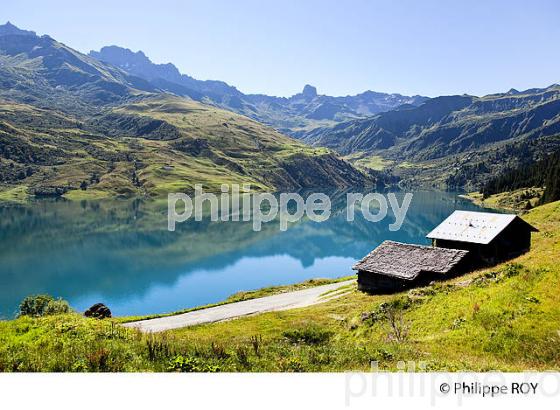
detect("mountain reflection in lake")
[0,190,488,318]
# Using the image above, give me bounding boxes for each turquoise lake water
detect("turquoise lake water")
[0,190,489,318]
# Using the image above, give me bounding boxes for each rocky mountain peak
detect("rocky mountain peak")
[0,21,37,37]
[89,45,182,82]
[302,84,318,98]
[90,46,152,67]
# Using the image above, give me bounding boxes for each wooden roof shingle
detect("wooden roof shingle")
[353,240,469,280]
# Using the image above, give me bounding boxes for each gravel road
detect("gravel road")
[124,279,355,332]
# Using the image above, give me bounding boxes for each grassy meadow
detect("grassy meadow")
[0,95,364,202]
[0,200,558,372]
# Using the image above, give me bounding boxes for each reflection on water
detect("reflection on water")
[0,190,488,318]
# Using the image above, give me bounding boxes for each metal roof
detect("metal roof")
[353,240,469,280]
[426,210,536,245]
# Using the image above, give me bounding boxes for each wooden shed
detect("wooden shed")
[353,240,469,293]
[426,211,538,265]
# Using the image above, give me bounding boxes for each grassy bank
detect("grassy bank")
[0,185,29,203]
[0,201,558,372]
[461,188,543,212]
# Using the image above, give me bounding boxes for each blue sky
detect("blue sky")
[3,0,559,97]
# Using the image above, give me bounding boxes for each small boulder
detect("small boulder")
[84,303,112,319]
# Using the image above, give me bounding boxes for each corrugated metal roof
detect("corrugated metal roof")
[353,240,469,280]
[426,210,532,245]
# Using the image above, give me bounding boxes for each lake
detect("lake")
[0,190,489,318]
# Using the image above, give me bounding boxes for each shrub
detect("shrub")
[384,296,414,311]
[374,348,394,361]
[362,297,414,326]
[385,306,410,343]
[504,263,524,278]
[472,271,499,286]
[18,295,54,317]
[18,295,71,317]
[44,299,71,315]
[360,309,385,324]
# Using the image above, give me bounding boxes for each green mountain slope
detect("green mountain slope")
[302,87,560,189]
[480,149,560,206]
[0,24,369,199]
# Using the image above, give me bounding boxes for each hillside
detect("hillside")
[481,149,560,204]
[0,200,558,371]
[0,23,369,199]
[89,46,428,135]
[302,88,560,190]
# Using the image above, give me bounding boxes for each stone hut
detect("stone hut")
[353,240,469,293]
[426,211,538,265]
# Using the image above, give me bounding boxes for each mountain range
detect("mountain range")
[301,86,560,189]
[89,45,428,135]
[87,43,560,191]
[1,21,559,199]
[0,22,369,199]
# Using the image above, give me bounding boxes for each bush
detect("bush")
[18,295,71,317]
[362,297,415,325]
[504,263,523,278]
[44,299,71,315]
[18,295,54,317]
[385,306,410,343]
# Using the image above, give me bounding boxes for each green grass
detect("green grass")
[344,153,393,171]
[462,188,544,212]
[0,185,29,203]
[63,188,112,201]
[0,201,558,372]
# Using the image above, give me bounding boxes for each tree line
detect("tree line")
[481,150,560,204]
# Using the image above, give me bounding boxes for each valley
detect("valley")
[304,90,560,190]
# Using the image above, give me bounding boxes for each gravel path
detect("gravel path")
[123,279,355,332]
